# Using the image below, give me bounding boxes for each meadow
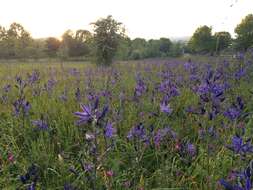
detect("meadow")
[0,53,253,190]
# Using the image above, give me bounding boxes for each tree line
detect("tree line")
[188,14,253,54]
[0,14,252,64]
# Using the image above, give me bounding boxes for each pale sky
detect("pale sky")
[0,0,252,39]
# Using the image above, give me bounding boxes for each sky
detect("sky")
[0,0,252,39]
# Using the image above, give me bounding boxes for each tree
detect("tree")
[72,30,92,57]
[115,36,131,60]
[146,39,161,58]
[92,15,125,65]
[235,14,253,51]
[214,32,232,52]
[0,23,33,59]
[159,38,172,56]
[188,25,215,53]
[45,37,61,57]
[169,41,184,57]
[129,38,147,60]
[59,29,91,58]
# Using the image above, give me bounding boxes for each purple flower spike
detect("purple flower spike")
[105,123,116,138]
[160,102,173,115]
[32,120,48,130]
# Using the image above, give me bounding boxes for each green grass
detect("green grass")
[0,57,252,189]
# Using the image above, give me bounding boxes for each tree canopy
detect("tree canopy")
[235,14,253,51]
[92,15,125,65]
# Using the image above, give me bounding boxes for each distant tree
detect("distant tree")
[159,38,172,55]
[214,32,232,53]
[30,39,47,59]
[234,14,253,51]
[115,36,131,60]
[60,30,75,58]
[0,26,8,58]
[169,42,184,57]
[72,30,92,57]
[129,38,147,59]
[92,15,125,65]
[146,39,161,58]
[0,23,33,59]
[45,37,61,57]
[188,25,215,53]
[59,29,91,58]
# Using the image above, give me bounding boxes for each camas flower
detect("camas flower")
[186,143,197,156]
[74,104,93,125]
[104,123,116,138]
[227,135,253,156]
[127,123,150,145]
[153,127,177,147]
[219,163,252,190]
[224,107,241,121]
[74,97,109,125]
[32,119,48,130]
[160,102,173,115]
[13,99,31,117]
[20,164,39,189]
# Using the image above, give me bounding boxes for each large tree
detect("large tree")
[159,38,172,55]
[214,31,232,52]
[59,29,91,58]
[92,15,125,65]
[188,25,215,53]
[0,23,33,59]
[45,37,61,57]
[235,14,253,51]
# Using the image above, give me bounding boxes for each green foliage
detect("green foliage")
[129,38,175,59]
[214,32,232,53]
[59,29,92,59]
[188,25,215,54]
[0,23,33,59]
[159,38,172,55]
[92,15,125,65]
[235,14,253,51]
[129,38,147,59]
[115,36,131,60]
[168,42,183,57]
[45,37,61,57]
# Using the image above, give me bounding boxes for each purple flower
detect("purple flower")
[32,120,48,130]
[20,164,39,188]
[13,99,31,117]
[224,107,241,121]
[74,104,93,125]
[197,83,209,95]
[74,98,109,125]
[44,78,56,93]
[75,87,81,101]
[127,123,149,144]
[64,183,78,190]
[219,164,252,190]
[211,84,224,97]
[3,84,11,93]
[235,68,246,80]
[84,163,93,172]
[186,143,196,156]
[27,70,40,85]
[104,123,116,138]
[160,102,173,115]
[153,127,175,147]
[227,136,253,156]
[236,96,244,110]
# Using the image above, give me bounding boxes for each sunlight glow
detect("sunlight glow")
[0,0,252,39]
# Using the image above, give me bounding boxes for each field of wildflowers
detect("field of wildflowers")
[0,53,253,190]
